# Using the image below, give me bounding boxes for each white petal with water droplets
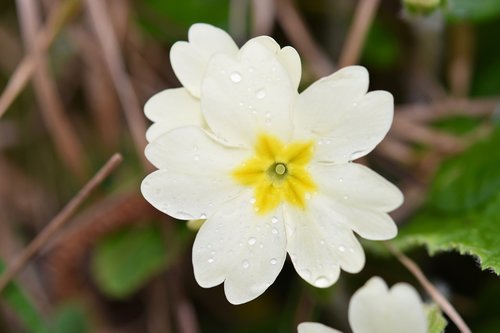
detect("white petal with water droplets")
[311,162,403,212]
[144,88,203,142]
[284,196,365,288]
[294,66,393,163]
[170,23,238,97]
[141,126,248,220]
[349,277,427,333]
[298,322,343,333]
[201,39,296,147]
[192,193,287,305]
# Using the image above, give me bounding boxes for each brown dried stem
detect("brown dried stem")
[16,0,86,178]
[275,0,335,78]
[385,242,472,333]
[0,0,80,119]
[338,0,380,67]
[84,0,149,167]
[0,153,123,294]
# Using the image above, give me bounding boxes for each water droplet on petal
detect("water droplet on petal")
[314,276,330,288]
[271,216,278,224]
[270,258,277,265]
[193,154,200,161]
[255,88,266,99]
[248,237,256,246]
[338,245,346,252]
[230,71,242,83]
[208,258,214,264]
[176,211,194,220]
[199,213,207,219]
[320,239,325,245]
[343,195,349,200]
[338,178,343,183]
[271,228,278,235]
[242,260,250,269]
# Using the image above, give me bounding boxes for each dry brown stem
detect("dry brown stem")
[0,153,123,294]
[275,0,335,78]
[385,242,472,333]
[0,0,80,119]
[84,0,148,168]
[338,0,380,67]
[16,0,86,178]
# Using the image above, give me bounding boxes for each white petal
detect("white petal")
[349,277,427,333]
[141,126,248,220]
[295,66,393,163]
[192,193,287,305]
[170,23,238,97]
[309,162,400,240]
[277,46,302,89]
[246,36,302,89]
[201,39,296,147]
[298,322,343,333]
[144,88,203,142]
[284,196,365,288]
[311,163,403,212]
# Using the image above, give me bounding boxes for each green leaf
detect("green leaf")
[52,302,89,333]
[446,0,500,22]
[396,127,500,274]
[426,304,447,333]
[428,127,500,213]
[91,224,168,299]
[0,261,51,333]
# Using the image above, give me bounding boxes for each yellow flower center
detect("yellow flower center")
[232,133,317,214]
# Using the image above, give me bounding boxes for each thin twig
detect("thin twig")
[0,0,80,119]
[84,0,148,168]
[16,0,86,178]
[396,97,500,122]
[0,153,123,293]
[275,0,335,78]
[385,242,472,333]
[338,0,380,67]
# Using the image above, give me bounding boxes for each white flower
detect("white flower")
[298,277,428,333]
[144,23,301,142]
[141,24,403,304]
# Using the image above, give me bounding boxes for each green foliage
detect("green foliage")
[362,20,400,69]
[91,223,169,299]
[426,304,447,333]
[396,127,500,274]
[0,261,51,333]
[446,0,500,22]
[137,0,230,40]
[52,302,89,333]
[429,127,500,213]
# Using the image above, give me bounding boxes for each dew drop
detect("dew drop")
[199,213,207,219]
[208,258,214,264]
[338,178,344,183]
[314,276,330,288]
[352,102,358,107]
[242,260,250,269]
[320,239,325,245]
[271,216,278,224]
[230,71,242,83]
[255,88,266,99]
[207,243,212,249]
[176,211,194,220]
[265,111,271,118]
[343,195,349,200]
[248,237,257,246]
[259,243,264,249]
[270,258,278,265]
[271,228,278,235]
[193,154,200,161]
[338,245,346,252]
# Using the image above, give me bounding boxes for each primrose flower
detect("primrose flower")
[141,24,403,304]
[144,23,300,142]
[298,276,428,333]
